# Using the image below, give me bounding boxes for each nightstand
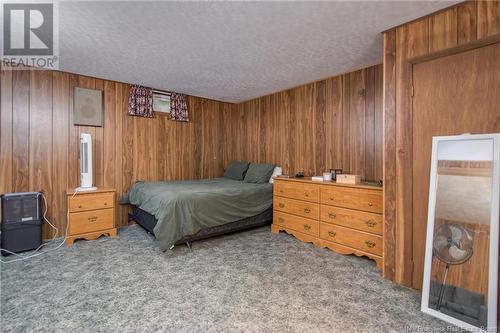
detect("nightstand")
[66,188,117,245]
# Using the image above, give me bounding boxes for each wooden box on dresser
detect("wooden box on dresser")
[271,178,383,269]
[66,188,117,245]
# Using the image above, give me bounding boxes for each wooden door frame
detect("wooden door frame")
[408,34,500,66]
[385,34,500,289]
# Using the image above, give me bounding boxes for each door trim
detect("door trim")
[409,34,500,66]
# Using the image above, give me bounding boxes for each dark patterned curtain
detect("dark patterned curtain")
[169,92,189,122]
[128,85,154,118]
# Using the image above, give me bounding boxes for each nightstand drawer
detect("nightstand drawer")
[273,196,319,219]
[69,209,114,235]
[273,211,319,237]
[274,181,319,203]
[319,223,382,256]
[320,186,382,213]
[320,206,382,235]
[69,192,114,212]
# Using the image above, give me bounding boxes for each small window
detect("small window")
[153,92,171,113]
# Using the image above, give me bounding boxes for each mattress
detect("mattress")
[124,178,273,249]
[130,206,272,246]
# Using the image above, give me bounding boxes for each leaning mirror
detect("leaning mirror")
[421,134,500,331]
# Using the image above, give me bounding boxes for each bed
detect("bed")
[124,177,273,250]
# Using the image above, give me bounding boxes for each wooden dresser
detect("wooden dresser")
[271,178,383,268]
[66,188,117,245]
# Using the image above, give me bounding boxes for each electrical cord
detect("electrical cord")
[72,187,80,198]
[0,193,69,264]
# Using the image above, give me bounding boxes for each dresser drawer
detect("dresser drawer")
[274,181,319,203]
[69,208,114,235]
[273,211,319,237]
[320,206,382,235]
[319,223,382,256]
[320,186,382,213]
[69,192,115,212]
[274,196,319,220]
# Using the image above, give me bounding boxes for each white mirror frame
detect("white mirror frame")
[421,133,500,332]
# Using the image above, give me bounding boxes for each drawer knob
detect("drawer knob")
[88,216,98,222]
[278,203,285,208]
[278,217,284,223]
[304,192,309,197]
[279,190,284,193]
[78,205,82,208]
[303,224,311,230]
[104,202,107,206]
[368,203,373,207]
[328,213,336,219]
[365,220,377,227]
[365,240,376,248]
[329,197,334,201]
[328,231,336,237]
[304,208,311,214]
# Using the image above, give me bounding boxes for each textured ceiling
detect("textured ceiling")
[59,1,460,102]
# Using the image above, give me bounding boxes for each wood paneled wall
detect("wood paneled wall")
[1,63,383,240]
[0,67,234,238]
[383,0,500,286]
[228,64,383,181]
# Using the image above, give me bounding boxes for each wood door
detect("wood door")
[411,42,500,289]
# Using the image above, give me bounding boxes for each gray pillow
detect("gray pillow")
[244,163,276,183]
[223,160,250,180]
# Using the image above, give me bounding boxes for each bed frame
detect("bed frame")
[129,206,272,248]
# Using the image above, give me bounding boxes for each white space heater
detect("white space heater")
[76,133,97,192]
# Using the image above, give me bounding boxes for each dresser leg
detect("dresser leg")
[373,257,383,270]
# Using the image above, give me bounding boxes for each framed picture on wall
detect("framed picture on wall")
[73,87,103,127]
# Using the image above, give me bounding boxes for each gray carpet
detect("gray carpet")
[1,225,447,332]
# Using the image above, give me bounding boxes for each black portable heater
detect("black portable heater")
[1,192,44,256]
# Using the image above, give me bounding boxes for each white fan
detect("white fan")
[76,133,97,191]
[433,223,473,309]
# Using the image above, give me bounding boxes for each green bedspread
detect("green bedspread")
[126,178,273,250]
